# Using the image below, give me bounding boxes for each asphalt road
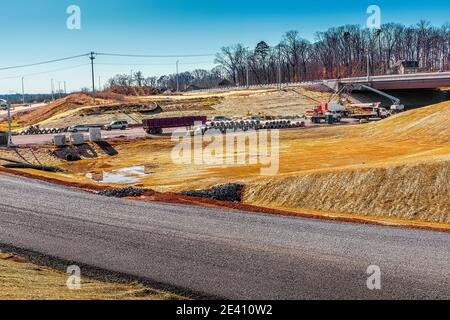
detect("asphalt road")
[0,103,47,119]
[11,127,148,145]
[0,174,449,299]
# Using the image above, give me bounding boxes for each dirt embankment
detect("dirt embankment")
[36,96,223,128]
[10,94,106,127]
[212,87,330,117]
[243,101,450,224]
[244,160,450,223]
[2,90,448,226]
[13,86,329,128]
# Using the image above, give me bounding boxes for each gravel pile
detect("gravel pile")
[181,184,244,202]
[98,187,148,198]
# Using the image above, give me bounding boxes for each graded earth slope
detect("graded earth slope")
[244,101,450,223]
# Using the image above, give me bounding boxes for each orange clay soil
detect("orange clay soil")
[1,101,449,227]
[0,167,448,233]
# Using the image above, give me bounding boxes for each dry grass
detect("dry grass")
[56,101,449,224]
[244,159,450,223]
[243,101,450,223]
[0,253,182,300]
[211,87,329,117]
[30,86,329,128]
[37,96,223,128]
[10,94,107,127]
[2,97,449,225]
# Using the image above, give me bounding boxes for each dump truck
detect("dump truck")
[143,116,207,134]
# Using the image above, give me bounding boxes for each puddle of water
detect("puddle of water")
[85,165,154,184]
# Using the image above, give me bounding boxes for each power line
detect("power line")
[96,52,215,58]
[0,52,216,72]
[96,61,215,66]
[0,64,90,80]
[0,53,90,71]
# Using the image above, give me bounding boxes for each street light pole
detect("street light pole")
[90,52,96,103]
[176,60,179,92]
[367,28,382,83]
[7,101,12,148]
[51,78,54,101]
[21,77,25,105]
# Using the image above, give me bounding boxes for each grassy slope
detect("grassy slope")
[2,96,448,224]
[32,87,329,128]
[0,253,181,300]
[243,101,450,223]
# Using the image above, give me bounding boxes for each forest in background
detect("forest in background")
[105,21,449,91]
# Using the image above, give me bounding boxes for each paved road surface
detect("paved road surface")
[12,127,148,145]
[0,174,448,299]
[0,103,47,119]
[11,122,360,146]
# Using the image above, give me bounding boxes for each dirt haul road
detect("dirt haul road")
[0,174,449,299]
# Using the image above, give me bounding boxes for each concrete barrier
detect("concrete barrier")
[0,132,8,146]
[89,128,102,142]
[70,133,85,145]
[53,134,66,147]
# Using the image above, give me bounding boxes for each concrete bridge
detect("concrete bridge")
[323,72,450,92]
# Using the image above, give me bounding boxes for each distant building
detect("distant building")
[218,79,233,87]
[387,60,421,75]
[185,84,204,92]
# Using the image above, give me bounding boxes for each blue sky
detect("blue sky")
[0,0,448,93]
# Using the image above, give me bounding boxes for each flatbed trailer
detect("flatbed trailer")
[143,116,207,134]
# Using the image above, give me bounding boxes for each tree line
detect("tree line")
[106,67,226,91]
[106,20,450,90]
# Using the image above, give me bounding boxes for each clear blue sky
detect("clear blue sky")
[0,0,448,93]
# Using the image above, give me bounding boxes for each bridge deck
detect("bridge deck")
[324,72,450,91]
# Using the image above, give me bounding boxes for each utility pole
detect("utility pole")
[130,70,133,86]
[21,77,25,105]
[90,52,96,103]
[51,78,54,101]
[7,101,12,147]
[64,81,67,94]
[176,60,179,92]
[99,76,101,91]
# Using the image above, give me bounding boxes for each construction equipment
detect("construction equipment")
[349,106,391,120]
[347,84,405,113]
[291,87,348,124]
[306,103,345,124]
